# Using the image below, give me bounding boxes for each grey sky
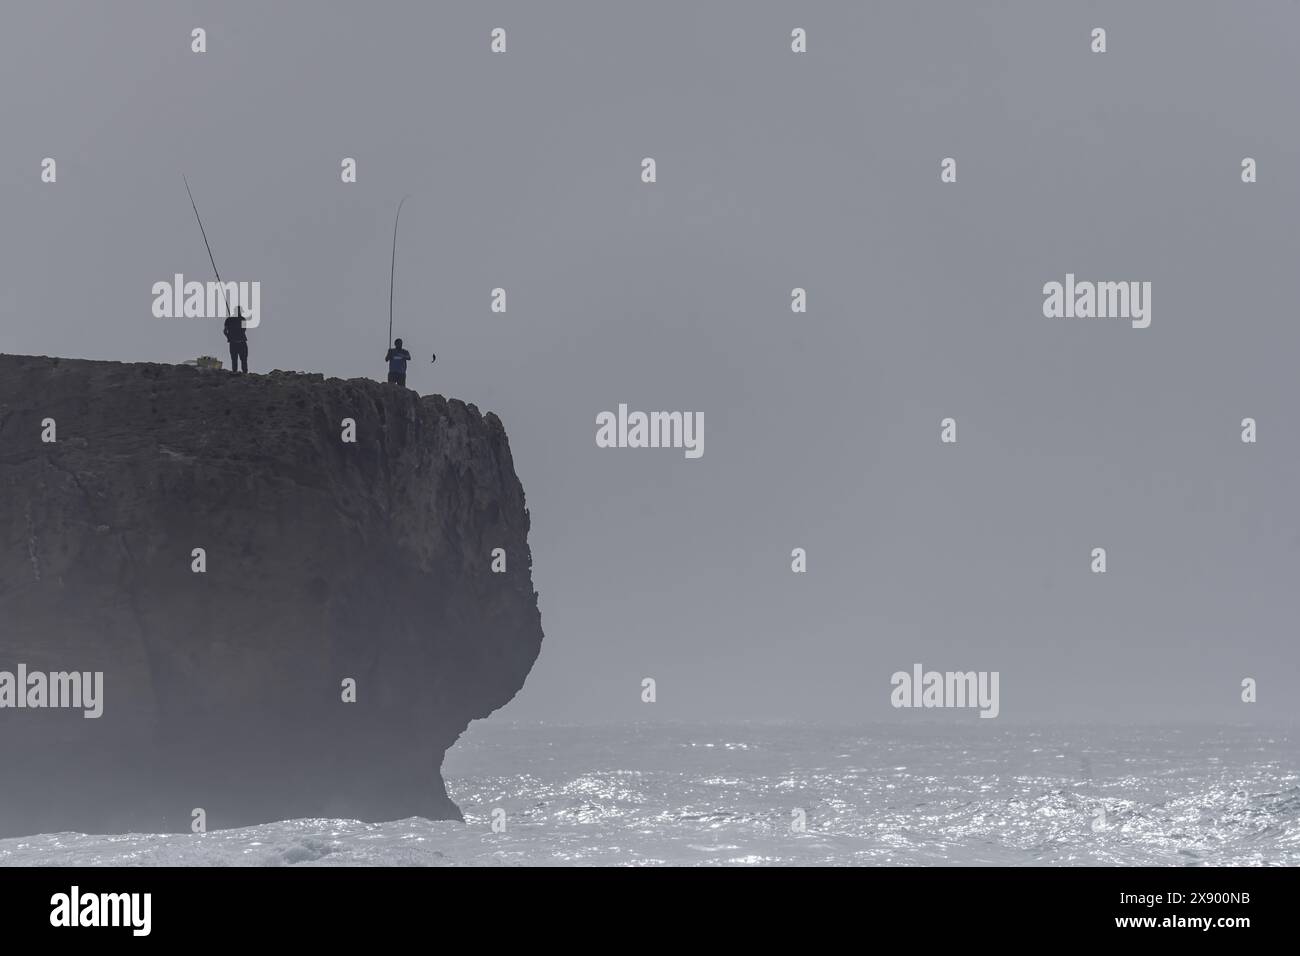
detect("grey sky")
[3,1,1298,723]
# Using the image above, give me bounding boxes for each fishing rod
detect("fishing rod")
[182,174,232,319]
[388,195,408,348]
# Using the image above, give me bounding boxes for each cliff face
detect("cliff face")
[0,354,543,838]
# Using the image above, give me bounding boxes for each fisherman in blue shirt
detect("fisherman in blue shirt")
[384,338,412,387]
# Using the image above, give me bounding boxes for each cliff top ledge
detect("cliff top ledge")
[0,351,503,428]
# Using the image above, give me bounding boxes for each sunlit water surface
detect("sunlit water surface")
[2,722,1295,866]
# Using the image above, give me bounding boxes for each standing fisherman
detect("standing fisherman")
[386,197,410,385]
[383,196,437,386]
[183,176,245,374]
[384,338,411,386]
[224,306,250,373]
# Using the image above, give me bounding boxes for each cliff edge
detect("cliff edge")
[0,354,543,837]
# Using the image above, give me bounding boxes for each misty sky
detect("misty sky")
[3,1,1298,724]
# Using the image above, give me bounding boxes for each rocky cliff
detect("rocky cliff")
[0,354,543,838]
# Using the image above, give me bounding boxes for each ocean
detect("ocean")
[2,722,1296,866]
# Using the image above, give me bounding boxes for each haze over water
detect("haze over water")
[1,721,1295,866]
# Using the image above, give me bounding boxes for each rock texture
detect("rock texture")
[0,354,543,838]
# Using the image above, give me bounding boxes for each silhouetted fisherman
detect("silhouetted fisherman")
[224,307,249,373]
[385,338,412,386]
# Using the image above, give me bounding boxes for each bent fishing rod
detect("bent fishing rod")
[388,195,408,348]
